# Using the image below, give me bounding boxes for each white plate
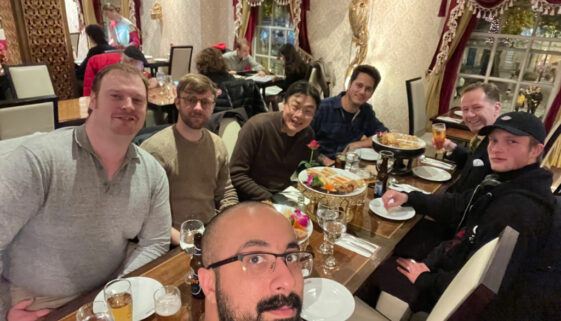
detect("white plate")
[355,148,379,161]
[454,110,463,117]
[412,165,452,182]
[301,278,355,321]
[273,204,313,244]
[298,167,366,197]
[94,277,163,321]
[154,58,168,62]
[143,55,153,59]
[369,198,415,221]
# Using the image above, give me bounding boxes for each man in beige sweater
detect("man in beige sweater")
[142,74,238,245]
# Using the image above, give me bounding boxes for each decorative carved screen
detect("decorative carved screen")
[18,0,77,99]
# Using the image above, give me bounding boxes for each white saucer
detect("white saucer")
[369,198,415,221]
[355,148,380,161]
[94,277,163,321]
[301,278,355,321]
[412,166,452,182]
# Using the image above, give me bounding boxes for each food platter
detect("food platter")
[298,167,366,197]
[372,132,426,152]
[372,133,426,175]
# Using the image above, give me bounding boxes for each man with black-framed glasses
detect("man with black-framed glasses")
[230,81,321,201]
[141,74,238,246]
[199,202,313,321]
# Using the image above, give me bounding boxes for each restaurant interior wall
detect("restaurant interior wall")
[308,0,444,133]
[140,0,234,63]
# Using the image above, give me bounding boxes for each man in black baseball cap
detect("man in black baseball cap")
[123,45,148,67]
[357,112,555,318]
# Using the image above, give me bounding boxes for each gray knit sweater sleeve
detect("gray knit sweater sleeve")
[121,148,171,275]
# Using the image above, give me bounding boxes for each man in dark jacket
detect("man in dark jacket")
[394,82,501,258]
[360,112,555,316]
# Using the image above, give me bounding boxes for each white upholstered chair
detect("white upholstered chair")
[6,64,55,99]
[406,77,427,137]
[218,117,242,161]
[169,45,193,82]
[349,226,519,321]
[0,97,57,140]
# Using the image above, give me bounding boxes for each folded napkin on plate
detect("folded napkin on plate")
[420,157,455,170]
[388,184,429,194]
[436,116,462,124]
[335,234,378,258]
[272,186,309,206]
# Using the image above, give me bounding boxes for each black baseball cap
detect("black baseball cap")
[124,46,148,66]
[479,111,546,143]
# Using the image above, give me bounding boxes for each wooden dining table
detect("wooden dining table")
[45,156,457,321]
[431,106,475,143]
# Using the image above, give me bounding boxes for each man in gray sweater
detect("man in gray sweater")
[0,64,171,320]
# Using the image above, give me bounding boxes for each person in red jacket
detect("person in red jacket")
[83,46,147,96]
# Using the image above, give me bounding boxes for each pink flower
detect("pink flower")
[307,140,319,150]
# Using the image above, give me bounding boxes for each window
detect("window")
[253,1,295,75]
[452,2,561,117]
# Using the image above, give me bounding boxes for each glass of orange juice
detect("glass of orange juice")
[432,123,446,157]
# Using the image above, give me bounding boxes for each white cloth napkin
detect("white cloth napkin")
[420,157,455,170]
[271,186,310,206]
[436,116,462,124]
[335,234,378,258]
[388,184,430,194]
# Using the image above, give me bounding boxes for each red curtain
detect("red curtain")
[245,6,260,52]
[133,0,141,35]
[289,0,312,55]
[93,0,102,24]
[545,85,561,132]
[438,17,477,114]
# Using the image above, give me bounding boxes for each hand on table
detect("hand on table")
[432,138,456,154]
[321,156,335,166]
[8,299,51,321]
[228,70,237,75]
[381,190,408,209]
[257,70,266,77]
[396,258,430,284]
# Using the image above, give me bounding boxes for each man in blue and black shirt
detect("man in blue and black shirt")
[311,65,388,165]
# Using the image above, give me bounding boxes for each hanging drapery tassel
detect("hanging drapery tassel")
[247,0,265,7]
[275,0,291,5]
[531,0,561,15]
[233,1,243,37]
[292,0,302,49]
[429,0,467,76]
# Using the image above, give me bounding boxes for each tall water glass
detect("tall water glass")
[154,286,182,321]
[322,210,346,270]
[180,219,205,255]
[317,202,338,254]
[344,152,359,173]
[104,279,132,321]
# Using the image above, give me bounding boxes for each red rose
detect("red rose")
[307,140,319,150]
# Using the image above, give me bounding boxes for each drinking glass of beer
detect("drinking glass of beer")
[104,279,133,321]
[432,123,446,157]
[154,286,182,321]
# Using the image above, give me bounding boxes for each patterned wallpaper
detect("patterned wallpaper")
[140,0,234,64]
[140,0,444,132]
[308,0,445,133]
[0,0,22,64]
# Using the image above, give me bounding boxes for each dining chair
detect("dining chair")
[406,77,426,137]
[0,96,58,140]
[348,226,519,321]
[169,45,193,82]
[5,64,55,99]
